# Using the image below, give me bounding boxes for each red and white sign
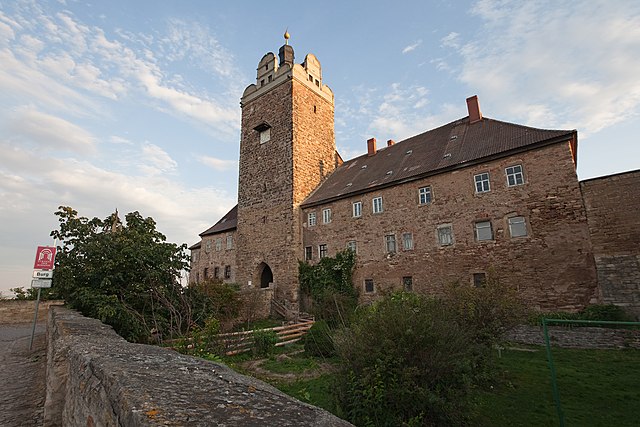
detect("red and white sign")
[34,246,56,270]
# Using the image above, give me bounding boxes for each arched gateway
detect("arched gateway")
[258,262,273,288]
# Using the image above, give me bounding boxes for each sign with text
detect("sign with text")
[33,270,53,279]
[34,246,56,270]
[31,279,52,288]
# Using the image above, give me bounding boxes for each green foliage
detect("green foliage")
[530,304,635,327]
[304,320,336,358]
[252,329,279,357]
[334,292,488,426]
[443,271,528,345]
[580,304,634,322]
[50,206,236,343]
[298,250,358,326]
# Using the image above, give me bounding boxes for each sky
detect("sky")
[1,0,639,297]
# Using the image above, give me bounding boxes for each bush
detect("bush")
[443,271,528,345]
[304,320,336,357]
[334,292,488,426]
[252,329,279,357]
[580,304,634,322]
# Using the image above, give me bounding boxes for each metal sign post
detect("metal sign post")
[29,244,56,351]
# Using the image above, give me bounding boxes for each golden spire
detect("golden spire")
[284,29,290,45]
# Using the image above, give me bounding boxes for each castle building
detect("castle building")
[190,37,640,317]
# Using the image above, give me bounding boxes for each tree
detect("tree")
[51,206,194,342]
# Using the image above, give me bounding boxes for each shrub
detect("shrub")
[334,292,488,426]
[443,271,528,345]
[252,329,279,357]
[304,320,336,357]
[580,304,634,322]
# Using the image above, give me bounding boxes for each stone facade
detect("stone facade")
[581,170,640,319]
[189,39,639,318]
[190,230,236,283]
[234,48,336,309]
[302,142,598,311]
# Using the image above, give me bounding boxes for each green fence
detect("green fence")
[542,318,640,427]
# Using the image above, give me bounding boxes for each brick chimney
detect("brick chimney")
[466,95,482,124]
[367,138,377,156]
[387,139,395,147]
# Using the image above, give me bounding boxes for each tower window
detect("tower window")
[268,75,272,82]
[260,79,265,87]
[259,128,270,144]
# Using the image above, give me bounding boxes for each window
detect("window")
[352,201,362,218]
[372,196,383,214]
[506,165,524,187]
[205,241,211,253]
[305,246,312,261]
[403,276,413,292]
[322,208,332,224]
[419,186,432,205]
[215,238,222,251]
[347,240,357,253]
[192,252,198,262]
[214,267,220,278]
[508,216,528,237]
[474,173,490,193]
[473,273,486,288]
[475,221,493,241]
[259,127,270,144]
[226,235,233,250]
[364,279,374,293]
[385,234,397,253]
[308,212,317,227]
[402,232,414,250]
[437,225,453,246]
[319,244,328,258]
[204,268,209,279]
[224,265,231,279]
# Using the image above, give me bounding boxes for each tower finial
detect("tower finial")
[284,28,290,45]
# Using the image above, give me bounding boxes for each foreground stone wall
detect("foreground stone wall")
[581,170,640,320]
[45,307,351,427]
[0,300,64,324]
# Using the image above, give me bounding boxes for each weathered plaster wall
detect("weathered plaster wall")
[303,142,599,312]
[44,307,351,426]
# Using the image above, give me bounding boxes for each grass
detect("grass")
[239,344,640,426]
[473,346,640,426]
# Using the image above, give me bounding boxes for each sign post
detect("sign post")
[30,245,56,350]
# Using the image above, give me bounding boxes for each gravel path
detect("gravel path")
[0,323,46,427]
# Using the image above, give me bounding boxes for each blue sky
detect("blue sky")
[1,0,639,296]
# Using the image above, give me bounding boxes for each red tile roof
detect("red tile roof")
[302,116,575,207]
[199,205,238,237]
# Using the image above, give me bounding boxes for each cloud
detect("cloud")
[402,39,422,54]
[140,143,178,175]
[440,32,460,49]
[454,0,640,136]
[199,155,238,171]
[5,107,96,153]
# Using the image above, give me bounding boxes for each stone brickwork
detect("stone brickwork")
[581,170,640,319]
[0,300,64,324]
[44,306,352,426]
[235,49,335,311]
[303,142,598,312]
[190,231,237,283]
[506,325,640,349]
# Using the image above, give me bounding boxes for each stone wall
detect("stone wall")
[506,325,640,349]
[303,142,598,312]
[191,230,237,284]
[581,170,640,319]
[0,300,64,324]
[44,306,351,426]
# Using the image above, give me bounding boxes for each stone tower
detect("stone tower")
[235,36,337,312]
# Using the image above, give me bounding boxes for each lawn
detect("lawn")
[231,344,640,426]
